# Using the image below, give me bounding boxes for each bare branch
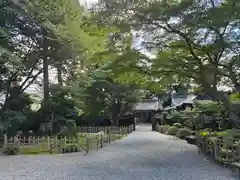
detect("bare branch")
[21,69,43,92]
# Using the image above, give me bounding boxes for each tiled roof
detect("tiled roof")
[171,93,197,107]
[133,100,162,110]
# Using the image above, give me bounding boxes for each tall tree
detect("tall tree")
[94,0,240,127]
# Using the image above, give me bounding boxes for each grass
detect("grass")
[19,134,95,155]
[18,133,125,155]
[20,143,52,155]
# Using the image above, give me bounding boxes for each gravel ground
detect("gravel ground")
[0,124,238,180]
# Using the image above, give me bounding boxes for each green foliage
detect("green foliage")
[167,111,182,125]
[20,143,50,155]
[195,101,225,115]
[2,144,20,155]
[167,126,179,136]
[174,100,232,131]
[177,128,192,139]
[71,68,146,122]
[196,101,231,130]
[215,129,240,138]
[1,0,139,133]
[95,0,240,127]
[172,123,182,128]
[181,108,198,130]
[229,93,240,103]
[199,130,210,137]
[1,110,28,136]
[59,119,77,137]
[158,125,170,134]
[4,0,239,135]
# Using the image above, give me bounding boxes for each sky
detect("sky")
[79,0,98,8]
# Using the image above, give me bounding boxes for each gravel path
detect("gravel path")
[0,124,237,180]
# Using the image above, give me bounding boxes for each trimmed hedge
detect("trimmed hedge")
[157,125,170,134]
[156,124,192,139]
[2,144,20,155]
[176,128,193,139]
[168,126,179,136]
[172,123,182,128]
[196,129,240,169]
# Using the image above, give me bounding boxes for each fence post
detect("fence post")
[28,136,31,144]
[133,119,136,131]
[64,136,67,145]
[47,136,50,150]
[86,137,89,153]
[100,132,103,148]
[49,142,53,154]
[107,128,109,143]
[96,136,99,150]
[81,135,84,150]
[4,134,7,147]
[48,137,53,154]
[109,129,112,143]
[56,136,59,153]
[24,137,26,145]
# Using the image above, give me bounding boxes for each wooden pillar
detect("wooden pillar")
[152,111,157,131]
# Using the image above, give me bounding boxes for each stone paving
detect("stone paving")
[0,124,237,180]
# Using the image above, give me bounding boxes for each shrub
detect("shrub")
[66,120,77,135]
[59,119,77,137]
[195,101,230,131]
[158,125,170,134]
[181,108,199,130]
[177,128,192,139]
[215,129,240,138]
[229,92,240,103]
[167,111,182,125]
[168,126,179,136]
[19,143,50,155]
[199,129,211,137]
[58,126,68,137]
[2,144,20,155]
[172,123,182,128]
[1,110,28,136]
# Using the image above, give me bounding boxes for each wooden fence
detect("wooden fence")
[3,124,134,155]
[196,135,240,177]
[77,125,134,134]
[79,124,135,153]
[155,124,240,178]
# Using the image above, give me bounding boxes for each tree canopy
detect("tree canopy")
[92,0,240,126]
[0,0,150,135]
[1,0,240,135]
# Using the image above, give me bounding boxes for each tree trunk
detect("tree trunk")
[152,112,157,131]
[57,60,63,85]
[43,58,49,103]
[111,101,121,125]
[57,67,63,85]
